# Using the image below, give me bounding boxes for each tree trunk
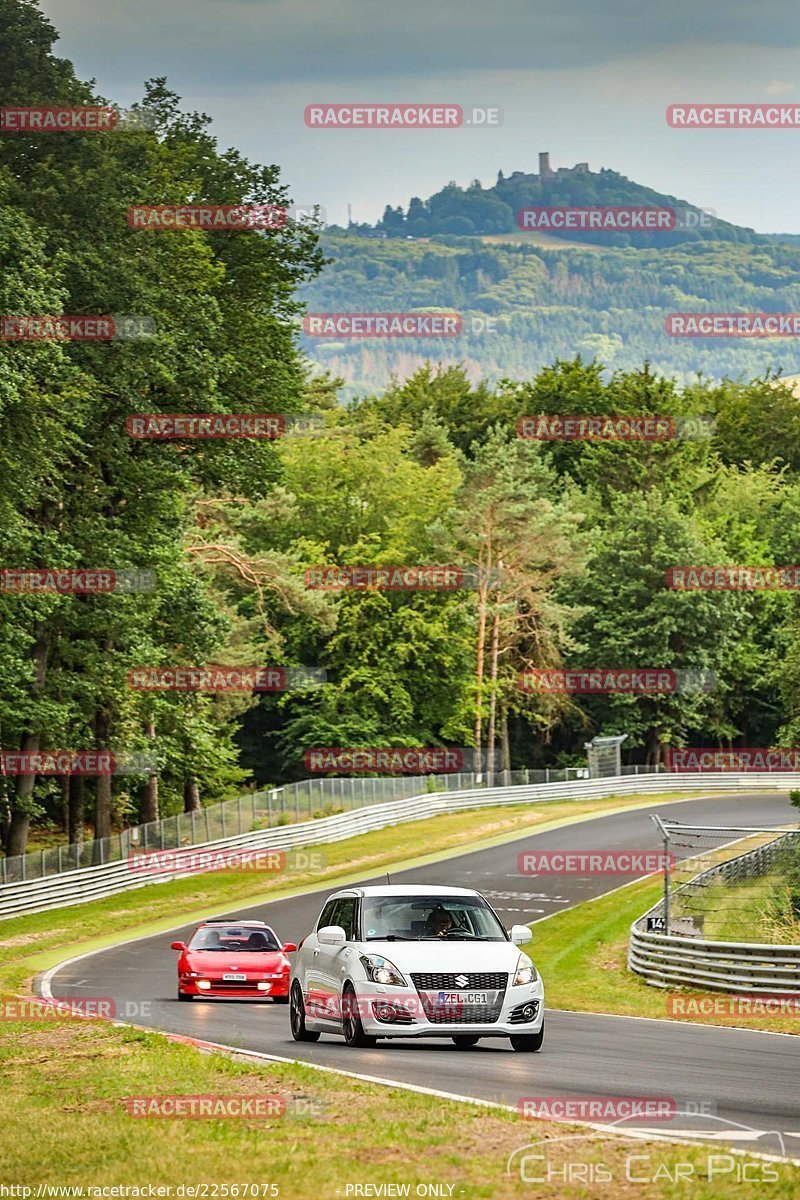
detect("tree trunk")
[486,608,500,782]
[645,727,661,769]
[5,629,50,857]
[140,721,159,824]
[473,548,490,771]
[68,775,85,845]
[0,722,10,851]
[60,775,70,834]
[5,730,40,858]
[500,705,511,775]
[183,774,201,814]
[94,709,112,844]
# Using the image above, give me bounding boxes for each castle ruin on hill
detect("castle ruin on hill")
[505,152,591,184]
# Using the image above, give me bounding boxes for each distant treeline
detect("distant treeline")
[352,168,768,247]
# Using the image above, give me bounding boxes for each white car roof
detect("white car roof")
[338,885,482,898]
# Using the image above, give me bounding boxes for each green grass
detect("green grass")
[690,872,798,943]
[526,877,800,1033]
[1,997,797,1195]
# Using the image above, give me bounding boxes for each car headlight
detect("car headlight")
[513,954,538,986]
[359,954,407,986]
[180,971,201,979]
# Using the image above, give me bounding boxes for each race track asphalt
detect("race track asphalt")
[46,791,800,1159]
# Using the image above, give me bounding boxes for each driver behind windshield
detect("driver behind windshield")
[427,908,454,938]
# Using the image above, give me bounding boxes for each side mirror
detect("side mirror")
[171,941,187,951]
[510,924,533,946]
[282,942,298,953]
[317,925,347,947]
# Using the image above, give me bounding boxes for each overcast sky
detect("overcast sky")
[40,0,800,231]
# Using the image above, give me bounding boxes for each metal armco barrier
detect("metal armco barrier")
[629,829,800,995]
[0,771,796,920]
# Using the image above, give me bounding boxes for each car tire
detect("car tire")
[290,981,320,1042]
[452,1036,480,1048]
[341,983,377,1048]
[510,1022,544,1052]
[177,990,192,1002]
[272,995,290,1005]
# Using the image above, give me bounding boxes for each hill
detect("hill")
[299,158,800,398]
[363,157,765,249]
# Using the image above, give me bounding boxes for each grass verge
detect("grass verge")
[526,877,800,1034]
[0,1009,797,1195]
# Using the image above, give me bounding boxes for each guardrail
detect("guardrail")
[1,765,600,885]
[628,830,800,995]
[1,770,796,921]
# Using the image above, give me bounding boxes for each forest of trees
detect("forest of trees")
[301,232,800,399]
[4,0,800,859]
[369,168,766,247]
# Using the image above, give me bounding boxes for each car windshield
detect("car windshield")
[188,926,281,952]
[361,896,506,941]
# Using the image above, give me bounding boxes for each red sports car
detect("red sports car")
[172,919,297,1002]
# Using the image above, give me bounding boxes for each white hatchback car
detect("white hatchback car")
[289,884,544,1051]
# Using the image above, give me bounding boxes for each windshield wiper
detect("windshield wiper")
[365,934,417,941]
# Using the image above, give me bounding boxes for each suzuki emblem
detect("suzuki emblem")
[455,974,469,988]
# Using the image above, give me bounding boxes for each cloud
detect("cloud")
[764,79,796,94]
[41,0,800,87]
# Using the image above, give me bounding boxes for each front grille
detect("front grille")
[410,972,508,990]
[207,980,263,990]
[411,971,508,1025]
[424,1002,502,1025]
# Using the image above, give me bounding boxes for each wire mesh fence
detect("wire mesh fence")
[649,819,800,943]
[0,761,650,885]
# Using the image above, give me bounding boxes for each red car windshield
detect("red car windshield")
[188,926,281,952]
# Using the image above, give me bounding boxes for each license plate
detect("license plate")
[437,990,489,1005]
[223,973,247,982]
